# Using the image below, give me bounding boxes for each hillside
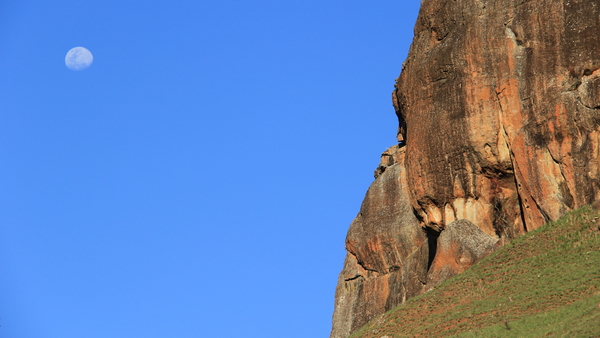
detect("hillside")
[349,206,600,338]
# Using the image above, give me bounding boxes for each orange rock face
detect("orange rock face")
[331,0,600,336]
[331,146,430,338]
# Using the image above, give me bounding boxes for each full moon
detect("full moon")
[65,47,93,71]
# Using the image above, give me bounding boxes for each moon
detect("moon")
[65,47,93,71]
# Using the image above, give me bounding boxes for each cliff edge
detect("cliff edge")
[331,0,600,337]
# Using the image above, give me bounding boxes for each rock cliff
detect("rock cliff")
[331,0,600,337]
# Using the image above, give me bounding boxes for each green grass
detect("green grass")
[349,206,600,338]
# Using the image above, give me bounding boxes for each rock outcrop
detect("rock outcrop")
[331,0,600,336]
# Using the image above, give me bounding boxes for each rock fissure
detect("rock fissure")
[529,193,551,223]
[515,184,529,233]
[495,83,530,236]
[425,227,441,272]
[344,274,364,282]
[346,247,381,275]
[509,152,532,233]
[546,146,563,165]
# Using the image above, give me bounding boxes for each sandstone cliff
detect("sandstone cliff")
[331,0,600,337]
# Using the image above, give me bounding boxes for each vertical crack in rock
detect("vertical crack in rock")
[496,88,529,234]
[424,227,440,272]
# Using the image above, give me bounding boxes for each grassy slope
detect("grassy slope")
[350,206,600,338]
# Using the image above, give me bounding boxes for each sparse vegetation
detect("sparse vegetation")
[350,206,600,338]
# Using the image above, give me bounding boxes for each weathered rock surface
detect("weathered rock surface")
[332,0,600,336]
[331,145,429,338]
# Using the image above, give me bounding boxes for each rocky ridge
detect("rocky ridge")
[331,0,600,337]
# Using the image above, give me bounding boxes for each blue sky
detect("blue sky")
[0,1,421,337]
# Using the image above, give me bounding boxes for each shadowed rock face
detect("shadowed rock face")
[331,0,600,336]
